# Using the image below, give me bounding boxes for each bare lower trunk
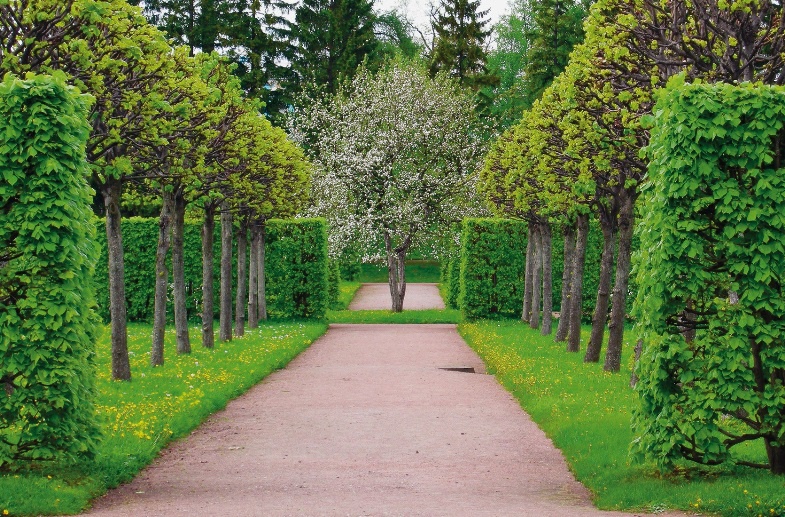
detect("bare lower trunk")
[385,232,408,312]
[172,189,190,354]
[604,194,634,371]
[522,225,534,322]
[541,223,553,336]
[567,214,589,353]
[151,190,174,366]
[234,218,248,337]
[555,224,576,342]
[103,179,131,381]
[219,202,232,342]
[630,339,643,388]
[585,215,616,362]
[529,224,542,330]
[201,203,216,349]
[257,222,267,321]
[248,222,259,329]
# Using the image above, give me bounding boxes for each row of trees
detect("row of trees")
[480,0,785,473]
[0,0,310,381]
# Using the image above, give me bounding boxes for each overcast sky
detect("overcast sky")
[375,0,513,36]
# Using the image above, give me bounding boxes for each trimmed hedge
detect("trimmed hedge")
[0,74,100,468]
[459,219,529,319]
[265,218,329,319]
[456,218,607,321]
[94,217,328,322]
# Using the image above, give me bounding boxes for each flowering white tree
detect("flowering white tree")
[290,61,486,311]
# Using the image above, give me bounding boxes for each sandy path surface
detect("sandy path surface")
[86,322,668,517]
[348,283,446,310]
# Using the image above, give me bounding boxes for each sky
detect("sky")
[375,0,513,36]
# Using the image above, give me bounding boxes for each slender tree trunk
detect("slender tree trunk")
[555,224,576,342]
[219,202,232,341]
[630,339,643,388]
[529,224,542,330]
[151,190,174,366]
[201,203,216,349]
[103,179,131,381]
[257,222,267,321]
[234,217,248,337]
[585,213,616,362]
[541,223,553,336]
[385,232,408,312]
[522,225,534,322]
[172,188,190,354]
[604,194,635,371]
[567,214,589,353]
[248,221,259,329]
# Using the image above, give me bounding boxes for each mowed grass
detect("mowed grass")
[355,260,441,283]
[0,320,327,516]
[459,319,785,516]
[328,308,462,324]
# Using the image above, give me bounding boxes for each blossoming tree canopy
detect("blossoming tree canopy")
[291,61,486,311]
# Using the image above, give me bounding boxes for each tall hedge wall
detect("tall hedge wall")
[455,218,607,321]
[0,74,99,467]
[265,218,329,319]
[459,219,529,319]
[94,217,328,322]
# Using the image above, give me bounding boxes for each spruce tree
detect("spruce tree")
[289,0,378,95]
[140,0,221,54]
[428,0,496,91]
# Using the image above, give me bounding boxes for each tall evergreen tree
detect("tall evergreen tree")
[523,0,589,104]
[428,0,496,91]
[289,0,378,95]
[139,0,221,54]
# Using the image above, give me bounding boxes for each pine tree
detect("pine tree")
[428,0,496,91]
[140,0,221,54]
[289,0,378,95]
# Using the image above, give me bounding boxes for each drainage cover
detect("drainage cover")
[438,366,476,373]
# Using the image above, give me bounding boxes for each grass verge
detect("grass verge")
[328,308,462,324]
[355,260,440,283]
[0,320,327,516]
[458,319,785,517]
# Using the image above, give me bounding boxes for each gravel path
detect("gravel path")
[348,283,446,311]
[86,285,680,516]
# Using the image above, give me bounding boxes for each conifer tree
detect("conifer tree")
[289,0,378,95]
[428,0,496,91]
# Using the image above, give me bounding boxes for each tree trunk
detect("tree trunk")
[585,212,616,362]
[257,222,267,321]
[172,188,191,354]
[103,179,131,381]
[630,339,643,388]
[541,223,553,336]
[248,221,259,329]
[219,202,232,342]
[529,224,542,330]
[522,225,534,322]
[201,203,216,349]
[555,224,576,342]
[384,232,408,312]
[604,193,635,371]
[567,214,589,353]
[151,190,174,366]
[234,217,248,337]
[766,442,785,474]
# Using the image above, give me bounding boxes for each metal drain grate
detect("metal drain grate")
[438,367,476,373]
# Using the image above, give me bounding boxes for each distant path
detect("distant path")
[348,282,446,310]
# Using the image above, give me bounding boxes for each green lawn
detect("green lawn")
[0,320,327,516]
[355,260,441,283]
[459,319,785,517]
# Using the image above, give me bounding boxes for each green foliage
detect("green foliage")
[0,321,327,515]
[0,74,99,469]
[94,218,217,323]
[327,259,341,308]
[459,218,528,319]
[446,257,461,310]
[354,261,442,283]
[265,219,329,319]
[632,81,785,473]
[460,320,785,515]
